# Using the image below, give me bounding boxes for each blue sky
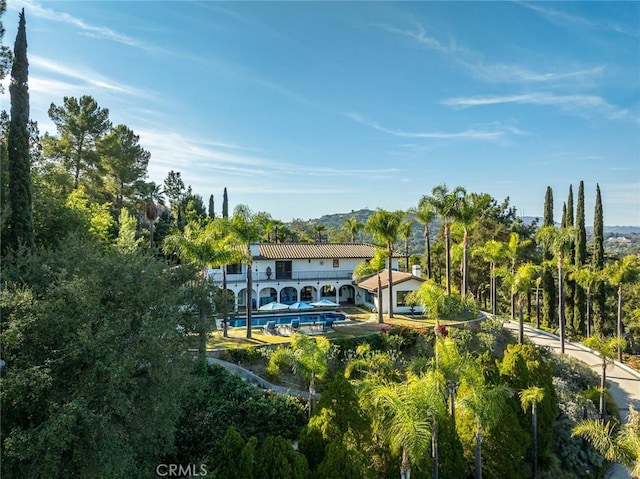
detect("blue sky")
[3,1,640,226]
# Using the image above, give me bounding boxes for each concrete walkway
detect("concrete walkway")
[503,320,640,478]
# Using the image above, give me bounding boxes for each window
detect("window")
[396,290,410,307]
[333,259,339,268]
[227,263,242,274]
[275,261,292,280]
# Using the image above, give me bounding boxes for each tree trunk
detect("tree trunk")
[449,386,456,424]
[432,420,439,479]
[532,402,538,479]
[617,286,623,362]
[462,228,469,296]
[536,285,541,329]
[377,273,384,324]
[400,447,411,479]
[475,423,483,479]
[425,227,432,280]
[586,290,591,338]
[148,219,154,250]
[246,262,253,339]
[518,298,524,345]
[558,259,565,354]
[388,251,394,318]
[445,224,451,296]
[600,361,606,420]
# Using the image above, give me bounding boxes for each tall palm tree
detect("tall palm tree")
[313,224,326,243]
[458,382,511,479]
[603,254,640,362]
[414,201,437,280]
[536,226,576,354]
[162,219,239,367]
[513,263,539,344]
[453,192,480,297]
[366,372,445,479]
[434,337,473,425]
[519,386,545,479]
[473,240,506,315]
[229,204,263,339]
[424,184,465,295]
[366,209,404,318]
[505,232,533,321]
[584,335,627,419]
[573,404,640,478]
[570,266,602,338]
[398,220,412,271]
[135,180,164,250]
[343,216,364,243]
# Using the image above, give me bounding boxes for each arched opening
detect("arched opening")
[237,288,257,309]
[258,287,277,307]
[280,287,298,305]
[320,285,336,300]
[339,285,355,304]
[300,285,317,302]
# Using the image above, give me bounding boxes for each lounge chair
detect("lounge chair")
[322,319,334,331]
[290,319,300,331]
[263,320,277,335]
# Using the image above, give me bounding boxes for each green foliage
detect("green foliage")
[208,426,255,479]
[315,435,369,479]
[254,435,309,479]
[414,280,478,320]
[352,248,388,282]
[1,239,192,478]
[65,187,116,244]
[115,208,141,252]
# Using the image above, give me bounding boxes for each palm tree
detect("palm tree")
[229,204,263,339]
[584,335,627,419]
[458,382,511,479]
[453,192,480,297]
[505,233,533,321]
[434,337,472,425]
[570,266,602,338]
[519,386,545,479]
[513,263,539,344]
[573,404,640,478]
[536,226,576,354]
[473,240,506,315]
[414,201,437,280]
[343,216,363,243]
[424,184,465,295]
[366,209,403,318]
[603,254,640,362]
[135,180,164,250]
[313,224,326,243]
[398,220,412,271]
[366,372,445,479]
[162,219,239,366]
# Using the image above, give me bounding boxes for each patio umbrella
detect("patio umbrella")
[288,301,315,310]
[258,301,290,311]
[311,298,339,307]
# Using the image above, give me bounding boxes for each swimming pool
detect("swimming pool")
[230,311,347,328]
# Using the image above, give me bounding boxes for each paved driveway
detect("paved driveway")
[503,321,640,479]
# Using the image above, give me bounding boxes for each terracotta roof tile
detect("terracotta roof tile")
[357,269,424,291]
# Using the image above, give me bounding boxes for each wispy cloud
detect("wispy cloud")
[345,112,525,141]
[520,2,640,38]
[10,0,159,51]
[442,92,628,120]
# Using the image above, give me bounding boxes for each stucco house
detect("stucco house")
[207,243,403,310]
[356,266,425,315]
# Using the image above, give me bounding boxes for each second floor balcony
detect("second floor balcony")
[210,269,354,285]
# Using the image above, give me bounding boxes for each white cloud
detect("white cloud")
[441,92,628,120]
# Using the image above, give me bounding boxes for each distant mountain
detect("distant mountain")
[516,217,639,234]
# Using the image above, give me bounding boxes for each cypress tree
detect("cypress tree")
[574,181,587,334]
[564,186,575,334]
[6,9,33,251]
[222,187,228,218]
[208,194,214,219]
[542,187,556,327]
[592,184,606,334]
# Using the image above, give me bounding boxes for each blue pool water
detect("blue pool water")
[230,312,347,328]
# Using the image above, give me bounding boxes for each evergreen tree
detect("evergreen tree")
[208,194,214,219]
[592,184,606,334]
[222,187,228,218]
[541,187,555,327]
[574,181,587,334]
[564,187,575,334]
[6,9,34,252]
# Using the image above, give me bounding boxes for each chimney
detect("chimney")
[412,264,422,277]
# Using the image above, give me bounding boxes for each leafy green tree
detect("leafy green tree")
[573,404,640,478]
[115,207,140,252]
[415,200,437,279]
[1,239,192,478]
[454,191,481,297]
[135,180,164,249]
[583,335,627,419]
[229,204,263,339]
[505,232,532,321]
[208,426,255,479]
[570,266,602,337]
[435,337,473,425]
[343,216,363,242]
[254,435,309,479]
[366,209,403,318]
[603,255,640,362]
[574,181,587,334]
[5,9,34,252]
[313,223,326,242]
[97,124,149,213]
[163,170,185,226]
[563,187,576,335]
[398,219,412,271]
[513,263,539,344]
[43,95,110,190]
[473,240,506,315]
[519,387,545,479]
[536,225,576,354]
[592,184,606,334]
[65,187,115,244]
[424,184,466,295]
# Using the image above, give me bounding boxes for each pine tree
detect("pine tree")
[592,184,606,334]
[541,187,556,327]
[564,186,575,334]
[222,187,228,218]
[574,181,587,334]
[208,194,214,219]
[6,9,34,252]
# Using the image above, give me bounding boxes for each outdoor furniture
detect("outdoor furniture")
[321,319,334,331]
[290,319,300,331]
[264,320,278,335]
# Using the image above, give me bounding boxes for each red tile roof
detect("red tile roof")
[357,269,425,291]
[256,243,401,259]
